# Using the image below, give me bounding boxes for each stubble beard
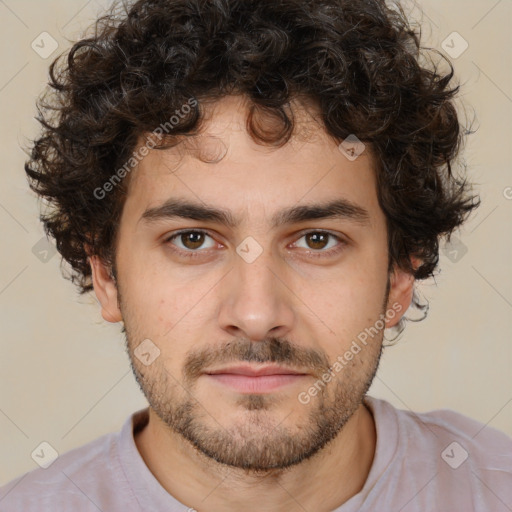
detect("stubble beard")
[125,327,384,473]
[117,268,389,473]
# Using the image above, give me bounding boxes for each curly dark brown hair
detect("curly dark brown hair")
[25,0,479,296]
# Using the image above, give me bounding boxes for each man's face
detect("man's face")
[92,95,412,471]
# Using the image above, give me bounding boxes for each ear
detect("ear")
[89,255,123,323]
[385,261,416,328]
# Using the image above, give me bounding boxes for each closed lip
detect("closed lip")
[205,364,307,377]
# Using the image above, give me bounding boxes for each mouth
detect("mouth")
[204,364,309,393]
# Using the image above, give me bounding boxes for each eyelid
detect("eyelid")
[164,228,348,257]
[164,229,220,249]
[292,228,347,243]
[288,229,347,257]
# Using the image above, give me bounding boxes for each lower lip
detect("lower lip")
[206,373,306,393]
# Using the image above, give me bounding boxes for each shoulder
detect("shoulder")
[364,396,512,511]
[401,400,512,464]
[0,416,137,511]
[367,395,512,459]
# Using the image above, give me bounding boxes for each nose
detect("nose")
[217,247,296,342]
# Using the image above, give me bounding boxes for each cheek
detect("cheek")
[121,265,214,342]
[301,266,387,351]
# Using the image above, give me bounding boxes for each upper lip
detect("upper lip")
[205,364,307,377]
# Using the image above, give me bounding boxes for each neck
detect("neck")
[134,401,376,512]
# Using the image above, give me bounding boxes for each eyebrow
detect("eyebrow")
[140,197,370,229]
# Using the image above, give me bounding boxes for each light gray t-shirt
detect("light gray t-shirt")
[1,396,511,511]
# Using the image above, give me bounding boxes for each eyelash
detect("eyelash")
[163,229,347,260]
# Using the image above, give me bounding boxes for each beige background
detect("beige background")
[0,0,511,485]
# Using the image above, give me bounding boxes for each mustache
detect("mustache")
[183,337,331,383]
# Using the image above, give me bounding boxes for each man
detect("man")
[1,0,511,510]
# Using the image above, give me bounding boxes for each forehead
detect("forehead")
[121,95,381,227]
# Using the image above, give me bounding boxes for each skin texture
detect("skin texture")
[90,95,414,512]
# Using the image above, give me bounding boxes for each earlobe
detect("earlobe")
[385,264,415,328]
[89,255,123,323]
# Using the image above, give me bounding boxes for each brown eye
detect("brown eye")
[166,230,216,252]
[304,232,330,250]
[292,231,346,258]
[180,232,205,250]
